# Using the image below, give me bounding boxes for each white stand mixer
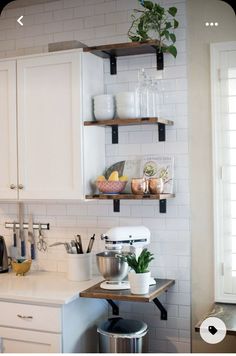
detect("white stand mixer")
[96,226,156,290]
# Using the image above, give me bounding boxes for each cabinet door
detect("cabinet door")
[0,61,18,199]
[0,327,61,353]
[17,52,83,199]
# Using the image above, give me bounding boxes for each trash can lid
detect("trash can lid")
[97,317,148,337]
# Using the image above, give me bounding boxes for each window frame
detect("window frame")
[211,41,236,303]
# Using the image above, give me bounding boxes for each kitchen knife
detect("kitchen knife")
[28,214,35,260]
[13,221,17,247]
[76,235,83,254]
[18,203,25,257]
[86,234,95,253]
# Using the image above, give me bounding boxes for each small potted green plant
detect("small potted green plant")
[128,0,179,69]
[122,248,154,294]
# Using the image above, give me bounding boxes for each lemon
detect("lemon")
[97,175,106,181]
[108,171,119,181]
[119,175,128,182]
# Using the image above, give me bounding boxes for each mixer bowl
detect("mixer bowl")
[96,251,129,281]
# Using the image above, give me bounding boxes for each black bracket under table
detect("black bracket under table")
[106,297,168,320]
[106,299,119,315]
[153,297,167,320]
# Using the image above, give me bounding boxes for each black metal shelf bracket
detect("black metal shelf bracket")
[106,299,119,315]
[158,123,166,141]
[159,199,166,213]
[113,199,120,212]
[153,297,168,320]
[111,125,119,144]
[110,55,117,75]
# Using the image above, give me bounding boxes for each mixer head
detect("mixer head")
[101,226,151,253]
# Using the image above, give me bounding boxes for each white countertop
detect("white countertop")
[0,271,102,306]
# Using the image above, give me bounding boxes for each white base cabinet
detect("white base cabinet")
[0,50,105,201]
[0,328,61,353]
[0,298,107,353]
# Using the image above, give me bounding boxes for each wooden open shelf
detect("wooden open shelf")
[83,40,161,59]
[83,40,162,74]
[84,117,174,143]
[80,278,175,320]
[86,193,174,200]
[85,193,175,213]
[84,117,173,127]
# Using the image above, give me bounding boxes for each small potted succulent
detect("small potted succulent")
[122,248,154,294]
[128,0,179,69]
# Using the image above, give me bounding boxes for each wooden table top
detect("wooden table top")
[195,303,236,335]
[79,278,175,303]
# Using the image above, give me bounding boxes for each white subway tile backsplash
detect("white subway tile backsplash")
[105,11,127,25]
[44,1,63,11]
[0,39,15,51]
[64,18,84,31]
[53,31,74,42]
[167,340,190,353]
[53,8,74,21]
[44,21,64,34]
[84,14,105,28]
[25,4,45,15]
[94,1,116,15]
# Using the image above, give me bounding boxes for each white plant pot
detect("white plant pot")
[128,271,151,295]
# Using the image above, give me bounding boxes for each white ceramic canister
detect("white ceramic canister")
[67,253,92,281]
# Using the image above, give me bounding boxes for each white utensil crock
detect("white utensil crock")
[67,253,92,281]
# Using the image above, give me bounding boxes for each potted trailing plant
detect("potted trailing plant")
[122,248,154,294]
[128,0,179,69]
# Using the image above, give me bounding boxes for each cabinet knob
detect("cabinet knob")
[10,184,16,190]
[17,314,33,319]
[18,184,24,190]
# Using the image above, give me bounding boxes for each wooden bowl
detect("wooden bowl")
[11,260,32,276]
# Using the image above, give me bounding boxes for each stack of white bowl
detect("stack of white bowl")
[94,94,115,120]
[115,92,139,119]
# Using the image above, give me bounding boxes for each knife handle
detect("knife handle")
[13,233,17,247]
[31,244,35,260]
[21,240,25,257]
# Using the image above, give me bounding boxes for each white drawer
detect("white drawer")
[0,302,61,333]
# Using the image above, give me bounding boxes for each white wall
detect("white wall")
[0,0,190,352]
[187,0,236,352]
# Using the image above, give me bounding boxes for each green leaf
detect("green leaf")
[174,19,179,29]
[165,22,172,30]
[167,45,177,58]
[142,1,153,10]
[124,249,154,273]
[163,30,170,40]
[168,6,177,17]
[154,3,165,16]
[129,35,141,42]
[169,33,176,43]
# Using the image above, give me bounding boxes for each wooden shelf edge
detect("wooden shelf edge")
[85,193,175,200]
[83,40,161,56]
[84,117,174,127]
[79,279,175,303]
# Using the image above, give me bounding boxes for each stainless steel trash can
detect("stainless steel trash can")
[97,317,148,353]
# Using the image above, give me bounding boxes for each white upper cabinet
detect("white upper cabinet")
[0,50,105,200]
[0,61,18,199]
